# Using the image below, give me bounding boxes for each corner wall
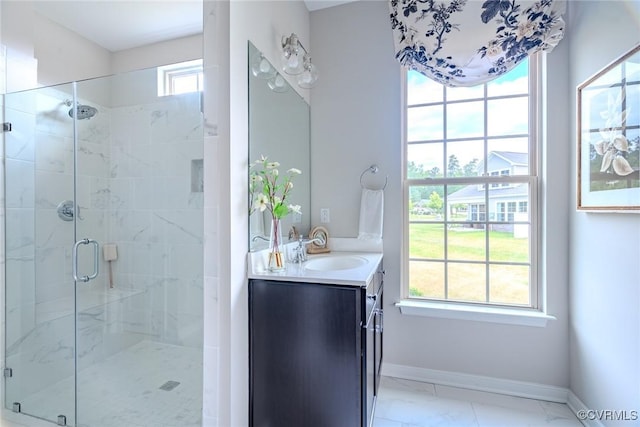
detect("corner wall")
[568,1,640,422]
[225,1,310,425]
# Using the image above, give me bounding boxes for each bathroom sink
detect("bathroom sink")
[304,255,368,271]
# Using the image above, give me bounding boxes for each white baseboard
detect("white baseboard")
[567,391,603,427]
[382,363,570,404]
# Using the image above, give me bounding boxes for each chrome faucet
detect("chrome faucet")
[291,234,325,264]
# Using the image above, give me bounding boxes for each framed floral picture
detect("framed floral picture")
[577,44,640,211]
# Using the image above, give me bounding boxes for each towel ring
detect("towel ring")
[360,165,388,190]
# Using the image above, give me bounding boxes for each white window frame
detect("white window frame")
[400,55,541,318]
[157,59,203,97]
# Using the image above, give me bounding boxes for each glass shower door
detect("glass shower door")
[4,64,203,427]
[73,67,204,427]
[4,83,77,425]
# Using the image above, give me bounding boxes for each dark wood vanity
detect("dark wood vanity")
[249,258,384,427]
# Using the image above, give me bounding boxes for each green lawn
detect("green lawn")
[408,217,530,305]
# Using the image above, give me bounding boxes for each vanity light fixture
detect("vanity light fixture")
[281,33,318,88]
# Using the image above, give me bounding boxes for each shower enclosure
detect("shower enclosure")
[3,65,204,426]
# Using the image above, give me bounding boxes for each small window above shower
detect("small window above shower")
[157,59,203,96]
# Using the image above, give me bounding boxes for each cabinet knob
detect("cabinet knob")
[367,294,377,301]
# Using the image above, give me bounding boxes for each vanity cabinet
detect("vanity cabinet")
[249,261,384,427]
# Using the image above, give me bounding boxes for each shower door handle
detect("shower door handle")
[73,238,99,282]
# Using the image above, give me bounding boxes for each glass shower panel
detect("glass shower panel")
[4,83,76,424]
[74,67,204,427]
[4,64,203,427]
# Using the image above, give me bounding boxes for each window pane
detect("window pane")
[446,140,484,177]
[408,223,444,259]
[487,138,529,175]
[487,59,528,97]
[487,97,528,136]
[408,105,443,141]
[409,185,446,218]
[447,227,486,261]
[488,183,529,222]
[447,85,484,101]
[447,101,484,139]
[409,261,444,298]
[172,74,199,95]
[407,71,443,105]
[489,225,529,263]
[489,264,530,305]
[407,143,444,178]
[447,184,485,223]
[448,263,486,302]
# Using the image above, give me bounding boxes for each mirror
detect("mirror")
[248,41,311,251]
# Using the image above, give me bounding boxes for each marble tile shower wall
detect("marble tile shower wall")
[108,93,204,349]
[2,87,204,402]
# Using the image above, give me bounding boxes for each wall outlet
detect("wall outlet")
[320,208,330,223]
[292,212,302,224]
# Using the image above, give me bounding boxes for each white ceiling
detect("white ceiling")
[33,1,203,52]
[33,0,355,52]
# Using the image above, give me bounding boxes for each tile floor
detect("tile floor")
[2,368,583,427]
[2,340,202,427]
[373,376,584,427]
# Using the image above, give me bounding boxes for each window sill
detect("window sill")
[395,300,555,327]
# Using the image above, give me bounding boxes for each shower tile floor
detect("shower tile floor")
[12,340,202,427]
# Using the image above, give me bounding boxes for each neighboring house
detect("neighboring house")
[448,151,528,234]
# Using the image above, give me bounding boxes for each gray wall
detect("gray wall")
[568,1,640,420]
[311,0,571,387]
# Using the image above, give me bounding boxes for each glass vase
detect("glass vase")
[268,218,286,272]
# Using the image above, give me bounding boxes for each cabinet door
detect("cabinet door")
[374,289,384,395]
[364,300,376,427]
[249,280,362,427]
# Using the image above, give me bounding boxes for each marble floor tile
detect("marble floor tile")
[374,376,583,427]
[3,340,202,427]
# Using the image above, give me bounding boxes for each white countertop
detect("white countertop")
[247,250,383,287]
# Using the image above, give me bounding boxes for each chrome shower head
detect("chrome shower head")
[69,104,98,120]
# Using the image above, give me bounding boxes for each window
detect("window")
[157,59,203,96]
[404,57,538,308]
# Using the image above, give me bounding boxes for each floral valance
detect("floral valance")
[389,0,566,87]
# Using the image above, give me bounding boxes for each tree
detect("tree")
[407,161,426,178]
[428,166,441,178]
[463,158,480,177]
[447,154,461,177]
[428,191,443,213]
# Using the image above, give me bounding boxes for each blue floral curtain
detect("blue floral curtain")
[389,0,566,87]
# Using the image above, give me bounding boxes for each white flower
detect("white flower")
[266,162,280,169]
[286,181,294,191]
[287,168,302,175]
[254,193,269,212]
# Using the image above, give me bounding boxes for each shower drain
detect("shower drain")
[159,380,181,391]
